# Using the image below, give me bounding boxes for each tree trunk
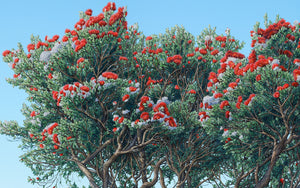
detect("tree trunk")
[76,162,99,188]
[255,142,285,188]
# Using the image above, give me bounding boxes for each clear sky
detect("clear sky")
[0,0,299,187]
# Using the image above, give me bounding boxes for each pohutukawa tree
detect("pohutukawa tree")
[1,2,299,188]
[200,15,300,188]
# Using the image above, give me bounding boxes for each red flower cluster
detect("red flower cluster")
[199,49,207,55]
[85,13,105,27]
[122,94,130,102]
[80,86,90,92]
[74,18,85,30]
[214,93,223,99]
[215,36,227,42]
[27,44,35,52]
[256,74,261,81]
[153,102,170,116]
[187,89,196,94]
[244,94,255,106]
[167,55,183,65]
[77,57,85,65]
[276,83,290,91]
[211,49,219,56]
[153,112,165,120]
[164,117,177,127]
[74,38,87,52]
[220,100,229,110]
[88,29,100,35]
[119,56,128,61]
[293,68,300,81]
[85,9,92,16]
[273,91,280,98]
[186,53,194,57]
[146,36,152,41]
[47,35,59,43]
[255,59,269,68]
[208,72,219,84]
[257,18,294,39]
[103,2,116,12]
[2,49,12,57]
[198,111,210,122]
[220,50,245,63]
[47,123,59,135]
[53,134,60,145]
[109,7,125,26]
[102,72,118,80]
[140,112,150,121]
[138,96,150,111]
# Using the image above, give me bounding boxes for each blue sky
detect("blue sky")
[0,0,299,187]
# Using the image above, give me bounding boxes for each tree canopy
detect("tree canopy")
[1,2,299,188]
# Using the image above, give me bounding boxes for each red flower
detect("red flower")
[187,89,196,94]
[77,57,85,64]
[154,102,170,116]
[187,53,194,57]
[88,29,100,35]
[54,145,59,149]
[175,85,180,90]
[220,100,229,110]
[48,73,53,79]
[273,91,280,98]
[109,7,124,26]
[119,56,128,61]
[199,49,207,55]
[85,9,92,16]
[99,80,105,86]
[211,49,219,56]
[237,96,243,103]
[165,117,177,127]
[140,112,150,121]
[280,178,284,184]
[283,50,293,57]
[256,74,261,81]
[30,111,36,117]
[27,44,35,52]
[153,112,165,120]
[62,36,68,42]
[113,116,119,121]
[113,127,117,132]
[214,93,223,98]
[80,86,90,92]
[146,36,152,41]
[47,123,58,135]
[236,102,241,109]
[118,116,124,124]
[52,91,58,100]
[103,2,116,12]
[53,134,60,144]
[122,94,130,102]
[188,40,192,44]
[225,111,231,119]
[283,83,289,89]
[228,82,237,89]
[39,144,44,149]
[102,72,118,80]
[293,69,300,81]
[129,86,137,92]
[292,82,299,87]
